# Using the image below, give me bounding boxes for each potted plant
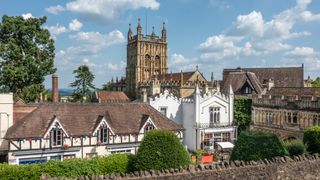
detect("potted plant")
[62,144,69,150]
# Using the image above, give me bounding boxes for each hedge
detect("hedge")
[135,130,191,170]
[283,140,306,156]
[303,126,320,153]
[231,131,288,161]
[0,153,134,179]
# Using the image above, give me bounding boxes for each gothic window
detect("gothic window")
[145,54,151,67]
[287,112,298,124]
[155,55,160,68]
[98,127,109,144]
[266,112,273,124]
[51,128,63,147]
[209,107,220,125]
[144,122,154,133]
[313,115,320,126]
[293,113,298,124]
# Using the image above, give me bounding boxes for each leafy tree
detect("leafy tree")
[234,97,252,133]
[70,65,95,102]
[0,15,56,102]
[101,81,113,91]
[135,130,190,170]
[231,131,288,161]
[303,126,320,153]
[312,77,320,87]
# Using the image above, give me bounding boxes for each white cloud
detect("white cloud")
[171,53,191,64]
[45,24,68,39]
[22,13,33,20]
[83,58,96,67]
[301,11,320,22]
[106,61,126,71]
[62,0,160,22]
[70,30,125,47]
[228,11,264,37]
[285,47,315,56]
[69,19,83,31]
[45,5,65,15]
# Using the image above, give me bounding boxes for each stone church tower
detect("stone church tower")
[126,18,168,98]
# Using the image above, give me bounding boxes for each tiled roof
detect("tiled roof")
[96,91,129,102]
[221,72,263,95]
[5,103,183,139]
[223,66,304,87]
[155,71,206,83]
[268,87,320,96]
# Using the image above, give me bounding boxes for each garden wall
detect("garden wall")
[41,154,320,180]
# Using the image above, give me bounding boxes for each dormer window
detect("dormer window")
[244,86,252,94]
[51,128,63,147]
[144,122,154,133]
[98,127,109,144]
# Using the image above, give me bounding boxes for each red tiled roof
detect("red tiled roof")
[5,103,183,139]
[96,91,129,102]
[268,87,320,96]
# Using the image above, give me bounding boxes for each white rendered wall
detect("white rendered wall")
[0,93,13,151]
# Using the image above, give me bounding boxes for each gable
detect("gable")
[139,116,158,133]
[187,71,207,82]
[92,117,115,136]
[43,116,69,138]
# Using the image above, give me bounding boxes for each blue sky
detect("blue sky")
[1,0,320,89]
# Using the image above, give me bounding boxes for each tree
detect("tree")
[234,97,252,133]
[303,126,320,154]
[312,77,320,87]
[135,130,190,170]
[101,81,113,91]
[70,65,95,102]
[231,131,288,161]
[0,15,56,102]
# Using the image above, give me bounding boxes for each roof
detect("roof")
[268,87,320,96]
[216,142,234,149]
[223,66,304,87]
[96,91,129,102]
[221,71,263,95]
[5,103,183,139]
[155,71,207,83]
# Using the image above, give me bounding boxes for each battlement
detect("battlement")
[252,94,320,110]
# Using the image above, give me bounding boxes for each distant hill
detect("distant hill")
[47,88,73,96]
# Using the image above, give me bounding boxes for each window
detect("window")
[222,132,230,141]
[266,112,273,124]
[63,154,75,160]
[293,113,298,124]
[51,128,63,147]
[50,155,61,161]
[99,127,108,143]
[244,86,252,94]
[287,112,298,124]
[160,107,167,117]
[209,107,220,125]
[144,122,154,133]
[313,115,320,126]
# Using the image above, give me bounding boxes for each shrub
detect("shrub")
[283,140,306,156]
[231,131,288,161]
[135,130,191,170]
[0,153,134,179]
[303,126,320,153]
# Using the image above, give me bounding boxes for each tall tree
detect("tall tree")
[70,65,95,102]
[312,77,320,87]
[0,15,56,102]
[101,81,113,91]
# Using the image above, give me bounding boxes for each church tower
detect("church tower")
[126,19,168,98]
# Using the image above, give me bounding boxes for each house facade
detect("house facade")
[251,87,320,140]
[3,103,183,165]
[149,85,237,151]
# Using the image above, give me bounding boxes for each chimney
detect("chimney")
[141,88,147,103]
[52,74,59,103]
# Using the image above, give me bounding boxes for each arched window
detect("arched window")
[155,55,160,67]
[145,54,151,67]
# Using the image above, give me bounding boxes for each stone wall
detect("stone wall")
[42,154,320,180]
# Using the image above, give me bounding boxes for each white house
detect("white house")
[0,93,13,161]
[149,85,237,151]
[2,102,183,165]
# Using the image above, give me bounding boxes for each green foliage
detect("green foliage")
[234,97,252,133]
[135,130,191,170]
[283,140,306,156]
[303,126,320,153]
[195,149,204,156]
[312,77,320,87]
[0,15,56,102]
[70,65,96,102]
[0,154,134,179]
[231,131,288,161]
[101,81,113,91]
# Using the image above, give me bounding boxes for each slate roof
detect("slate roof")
[221,72,263,95]
[5,103,183,139]
[223,66,304,88]
[96,91,129,102]
[268,87,320,96]
[155,71,206,83]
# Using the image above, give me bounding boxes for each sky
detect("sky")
[1,0,320,89]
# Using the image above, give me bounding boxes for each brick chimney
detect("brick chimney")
[52,74,59,103]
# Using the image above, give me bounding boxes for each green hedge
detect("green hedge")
[231,131,288,161]
[135,130,191,170]
[303,126,320,153]
[283,140,306,156]
[0,153,134,179]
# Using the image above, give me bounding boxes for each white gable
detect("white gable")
[43,116,69,138]
[92,117,115,136]
[139,117,158,134]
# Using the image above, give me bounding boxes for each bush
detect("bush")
[0,153,134,179]
[283,140,306,156]
[303,126,320,153]
[231,131,288,161]
[135,130,191,170]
